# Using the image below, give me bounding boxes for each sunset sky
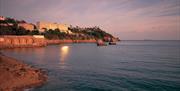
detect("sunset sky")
[0,0,180,40]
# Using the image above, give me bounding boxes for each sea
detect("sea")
[1,40,180,91]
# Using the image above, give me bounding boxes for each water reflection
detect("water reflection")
[33,48,45,63]
[59,46,69,68]
[2,48,45,63]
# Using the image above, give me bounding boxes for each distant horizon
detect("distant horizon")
[0,0,180,40]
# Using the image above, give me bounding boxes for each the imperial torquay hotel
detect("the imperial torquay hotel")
[36,21,71,33]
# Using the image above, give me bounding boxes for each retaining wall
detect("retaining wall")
[0,35,46,49]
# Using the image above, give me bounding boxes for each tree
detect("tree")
[30,30,40,35]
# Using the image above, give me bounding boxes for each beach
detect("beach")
[0,53,47,91]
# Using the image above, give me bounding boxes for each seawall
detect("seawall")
[0,35,46,49]
[0,35,97,49]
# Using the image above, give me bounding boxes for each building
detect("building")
[0,16,5,20]
[0,16,13,26]
[18,23,34,31]
[36,21,70,33]
[0,23,13,26]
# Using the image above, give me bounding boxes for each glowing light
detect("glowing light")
[59,46,69,68]
[62,46,69,51]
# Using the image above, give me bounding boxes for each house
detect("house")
[0,16,5,20]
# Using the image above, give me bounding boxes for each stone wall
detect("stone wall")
[0,35,46,49]
[0,35,97,49]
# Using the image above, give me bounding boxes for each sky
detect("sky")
[0,0,180,40]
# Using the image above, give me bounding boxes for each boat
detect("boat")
[109,42,116,45]
[97,39,107,46]
[109,38,116,45]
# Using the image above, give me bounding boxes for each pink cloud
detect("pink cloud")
[1,0,179,40]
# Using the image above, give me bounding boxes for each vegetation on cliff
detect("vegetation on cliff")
[0,17,119,41]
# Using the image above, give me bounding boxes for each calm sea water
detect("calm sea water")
[1,40,180,91]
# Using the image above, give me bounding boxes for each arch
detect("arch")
[5,38,12,44]
[19,38,27,45]
[27,38,33,45]
[12,38,20,45]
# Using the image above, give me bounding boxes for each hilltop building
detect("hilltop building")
[0,23,13,26]
[0,16,13,26]
[18,23,34,31]
[36,21,70,33]
[0,16,5,20]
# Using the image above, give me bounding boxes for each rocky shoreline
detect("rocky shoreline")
[0,35,97,49]
[0,53,47,91]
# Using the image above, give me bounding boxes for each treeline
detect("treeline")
[69,26,113,39]
[42,28,94,40]
[0,26,39,35]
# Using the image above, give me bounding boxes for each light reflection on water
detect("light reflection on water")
[59,46,69,69]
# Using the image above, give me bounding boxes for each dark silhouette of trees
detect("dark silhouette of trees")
[30,30,39,35]
[68,26,114,39]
